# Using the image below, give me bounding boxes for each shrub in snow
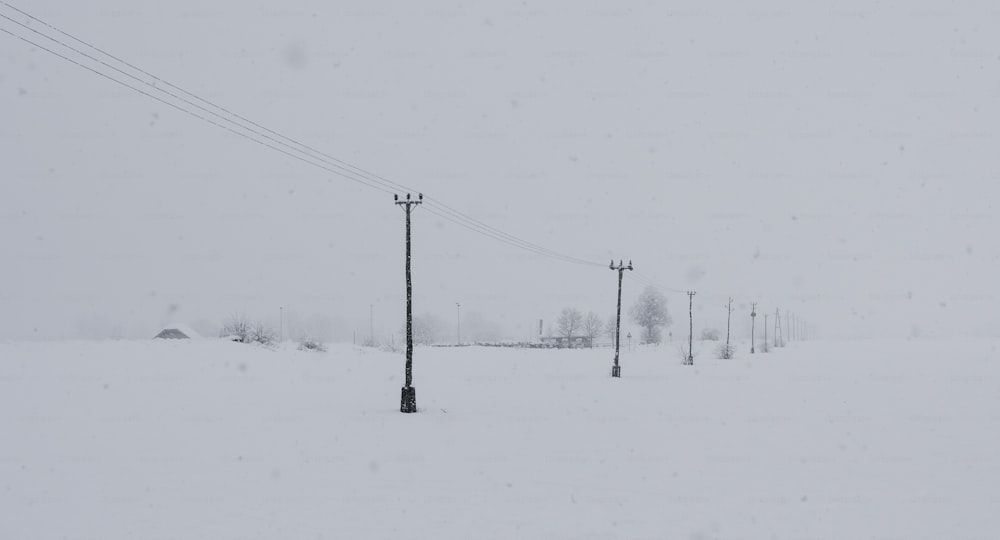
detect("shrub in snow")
[298,337,326,352]
[250,323,276,346]
[717,342,735,360]
[220,314,252,343]
[220,314,276,346]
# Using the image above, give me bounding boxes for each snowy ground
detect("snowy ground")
[1,338,998,539]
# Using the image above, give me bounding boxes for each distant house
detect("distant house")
[154,328,190,339]
[539,335,593,349]
[153,324,201,340]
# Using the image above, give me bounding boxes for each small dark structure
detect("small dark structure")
[154,328,191,340]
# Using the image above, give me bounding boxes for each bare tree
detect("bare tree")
[581,311,602,347]
[557,307,583,348]
[629,286,671,344]
[250,322,276,346]
[221,314,276,346]
[220,314,252,343]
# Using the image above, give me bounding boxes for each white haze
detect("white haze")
[2,1,998,341]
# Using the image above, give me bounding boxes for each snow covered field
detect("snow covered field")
[2,338,998,539]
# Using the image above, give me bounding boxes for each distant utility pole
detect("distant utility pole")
[785,310,792,343]
[609,259,633,378]
[763,313,769,353]
[685,291,696,365]
[395,193,422,413]
[456,302,461,346]
[750,302,757,354]
[774,308,783,348]
[725,297,733,356]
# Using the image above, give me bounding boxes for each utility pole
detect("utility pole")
[456,302,461,346]
[685,291,696,365]
[395,193,422,413]
[609,259,633,377]
[764,313,769,353]
[725,297,733,357]
[774,308,783,348]
[785,311,792,343]
[750,302,757,354]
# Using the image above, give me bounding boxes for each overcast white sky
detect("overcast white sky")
[2,1,998,341]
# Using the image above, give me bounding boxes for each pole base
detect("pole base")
[611,365,621,378]
[400,386,417,413]
[684,356,694,366]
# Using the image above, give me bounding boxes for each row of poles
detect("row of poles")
[394,192,808,413]
[608,265,808,377]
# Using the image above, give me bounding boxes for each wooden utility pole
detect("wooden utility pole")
[785,310,792,342]
[609,260,633,377]
[685,291,696,365]
[774,308,783,348]
[764,313,769,353]
[725,297,733,357]
[395,193,422,413]
[750,302,757,354]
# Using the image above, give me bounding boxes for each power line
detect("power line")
[0,12,407,195]
[1,1,416,194]
[0,25,396,196]
[631,270,690,295]
[0,4,807,315]
[0,3,605,268]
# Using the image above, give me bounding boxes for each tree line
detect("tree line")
[555,285,672,347]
